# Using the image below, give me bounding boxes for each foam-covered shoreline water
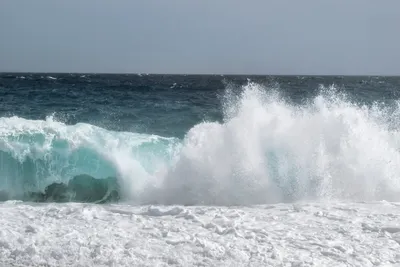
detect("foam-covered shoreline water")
[1,201,399,266]
[1,82,400,204]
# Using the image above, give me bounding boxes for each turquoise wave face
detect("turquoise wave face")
[0,175,121,204]
[0,116,180,202]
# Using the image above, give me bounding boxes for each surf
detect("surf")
[1,82,400,205]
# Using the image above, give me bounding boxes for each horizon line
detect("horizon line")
[1,71,400,77]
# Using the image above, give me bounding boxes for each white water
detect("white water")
[148,83,400,205]
[1,82,400,204]
[1,201,399,266]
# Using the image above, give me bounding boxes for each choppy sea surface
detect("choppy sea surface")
[1,73,400,266]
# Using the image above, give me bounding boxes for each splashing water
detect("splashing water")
[1,82,400,205]
[150,82,400,205]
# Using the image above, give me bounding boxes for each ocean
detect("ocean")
[1,73,400,266]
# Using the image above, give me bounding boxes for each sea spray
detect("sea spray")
[152,82,400,204]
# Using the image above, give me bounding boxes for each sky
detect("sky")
[0,1,399,75]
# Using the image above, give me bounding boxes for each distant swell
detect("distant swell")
[1,82,400,205]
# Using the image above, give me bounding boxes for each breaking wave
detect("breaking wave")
[1,82,400,205]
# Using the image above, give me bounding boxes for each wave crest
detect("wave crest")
[2,82,400,205]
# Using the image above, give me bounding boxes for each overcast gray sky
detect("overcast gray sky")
[0,1,399,75]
